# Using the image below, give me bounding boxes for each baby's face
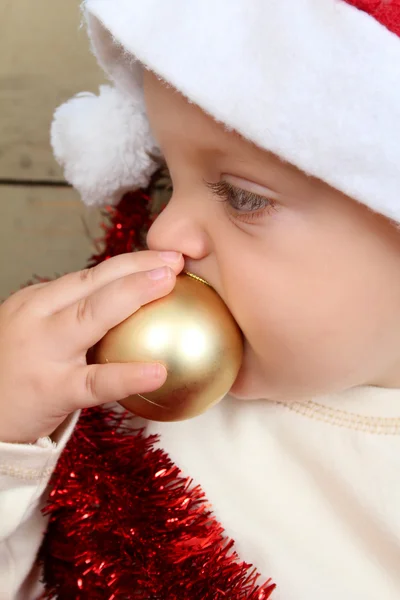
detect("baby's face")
[144,71,400,401]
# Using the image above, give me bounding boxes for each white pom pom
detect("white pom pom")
[51,85,160,206]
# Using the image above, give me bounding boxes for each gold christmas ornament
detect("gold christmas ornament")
[94,272,243,421]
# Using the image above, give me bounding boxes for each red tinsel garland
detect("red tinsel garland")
[89,189,154,263]
[39,186,276,599]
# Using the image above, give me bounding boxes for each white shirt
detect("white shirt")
[1,386,400,599]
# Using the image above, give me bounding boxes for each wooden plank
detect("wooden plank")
[0,186,102,299]
[0,0,103,182]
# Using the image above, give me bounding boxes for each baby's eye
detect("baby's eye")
[206,180,275,216]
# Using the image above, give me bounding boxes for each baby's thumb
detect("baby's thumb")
[70,362,167,410]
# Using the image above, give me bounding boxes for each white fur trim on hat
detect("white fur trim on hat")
[54,0,400,221]
[51,85,160,206]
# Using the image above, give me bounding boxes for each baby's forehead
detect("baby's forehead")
[145,74,276,167]
[145,73,329,201]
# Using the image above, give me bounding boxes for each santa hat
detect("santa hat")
[52,0,400,222]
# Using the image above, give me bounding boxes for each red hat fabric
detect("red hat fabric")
[345,0,400,36]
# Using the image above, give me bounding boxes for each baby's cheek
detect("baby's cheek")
[237,294,354,392]
[225,255,363,383]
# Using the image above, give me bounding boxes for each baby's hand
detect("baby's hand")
[0,251,183,444]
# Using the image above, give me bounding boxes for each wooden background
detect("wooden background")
[0,0,104,298]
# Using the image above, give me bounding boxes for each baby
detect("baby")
[1,0,400,598]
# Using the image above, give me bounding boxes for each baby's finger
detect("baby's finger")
[33,251,183,315]
[68,361,167,410]
[49,267,175,354]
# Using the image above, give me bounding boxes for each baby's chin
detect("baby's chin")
[228,343,295,401]
[229,351,270,401]
[229,374,266,400]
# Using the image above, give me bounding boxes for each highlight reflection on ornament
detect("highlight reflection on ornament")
[94,272,243,421]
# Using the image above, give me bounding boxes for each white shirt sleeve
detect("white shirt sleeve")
[0,413,79,600]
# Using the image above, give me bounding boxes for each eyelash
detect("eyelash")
[205,180,276,222]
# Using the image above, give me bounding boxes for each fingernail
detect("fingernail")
[142,362,167,379]
[148,266,171,280]
[159,251,181,263]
